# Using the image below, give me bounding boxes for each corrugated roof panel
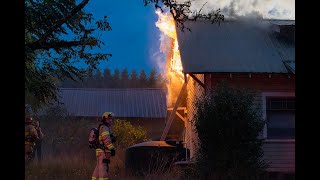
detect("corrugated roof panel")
[288,62,295,74]
[55,88,167,118]
[145,90,150,116]
[269,20,295,26]
[268,33,295,62]
[146,90,152,116]
[176,20,294,73]
[284,61,295,74]
[150,90,157,117]
[138,90,145,117]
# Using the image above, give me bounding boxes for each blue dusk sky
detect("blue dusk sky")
[84,0,164,75]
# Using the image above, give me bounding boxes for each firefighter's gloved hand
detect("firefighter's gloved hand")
[110,149,115,156]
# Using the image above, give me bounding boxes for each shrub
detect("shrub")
[26,106,152,180]
[112,119,148,148]
[193,82,268,179]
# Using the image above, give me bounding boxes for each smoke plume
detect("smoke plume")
[177,0,295,20]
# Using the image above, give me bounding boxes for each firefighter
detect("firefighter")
[25,116,39,163]
[32,120,44,161]
[92,112,116,180]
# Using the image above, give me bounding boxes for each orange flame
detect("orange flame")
[155,10,184,107]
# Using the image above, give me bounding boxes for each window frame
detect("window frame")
[261,92,295,142]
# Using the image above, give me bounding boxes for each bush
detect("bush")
[112,119,148,148]
[35,105,94,156]
[193,82,268,179]
[26,106,155,180]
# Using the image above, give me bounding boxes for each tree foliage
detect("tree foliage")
[148,68,157,87]
[120,68,129,88]
[139,70,148,88]
[144,0,224,31]
[25,0,222,111]
[130,69,139,88]
[193,82,267,179]
[25,0,112,111]
[112,119,148,148]
[60,67,166,89]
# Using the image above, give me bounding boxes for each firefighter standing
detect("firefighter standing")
[25,117,39,163]
[32,120,44,161]
[92,112,116,180]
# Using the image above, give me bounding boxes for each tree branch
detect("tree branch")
[27,39,97,51]
[35,0,90,44]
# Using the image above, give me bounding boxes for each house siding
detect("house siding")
[207,73,295,92]
[196,73,295,173]
[263,141,295,173]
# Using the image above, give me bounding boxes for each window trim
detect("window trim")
[262,92,295,141]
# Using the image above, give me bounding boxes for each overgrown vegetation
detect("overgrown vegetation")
[113,119,148,148]
[25,0,112,110]
[27,106,184,179]
[193,82,268,180]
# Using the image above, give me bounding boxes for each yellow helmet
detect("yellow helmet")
[25,116,33,124]
[102,112,113,119]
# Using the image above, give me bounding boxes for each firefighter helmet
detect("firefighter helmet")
[25,117,33,123]
[102,112,113,119]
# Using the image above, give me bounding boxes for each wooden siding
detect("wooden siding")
[205,73,295,92]
[263,141,295,173]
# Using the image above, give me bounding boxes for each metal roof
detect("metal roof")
[284,61,295,74]
[176,20,295,73]
[52,88,167,118]
[269,20,295,26]
[268,28,295,74]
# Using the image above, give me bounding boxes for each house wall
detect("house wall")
[204,73,295,92]
[186,74,205,159]
[263,141,295,173]
[186,73,295,173]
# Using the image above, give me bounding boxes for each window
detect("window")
[266,97,295,139]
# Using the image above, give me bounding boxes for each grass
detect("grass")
[25,117,187,180]
[25,149,183,180]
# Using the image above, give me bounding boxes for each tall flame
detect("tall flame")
[155,10,184,107]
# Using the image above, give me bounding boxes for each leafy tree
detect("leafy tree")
[25,0,223,110]
[120,68,129,88]
[58,77,79,88]
[138,70,148,88]
[112,69,120,88]
[112,119,148,148]
[193,82,267,179]
[143,0,224,31]
[130,69,138,88]
[25,0,112,110]
[93,69,103,88]
[84,68,94,88]
[103,67,113,88]
[148,68,158,88]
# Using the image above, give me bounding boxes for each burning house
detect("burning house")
[155,12,295,179]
